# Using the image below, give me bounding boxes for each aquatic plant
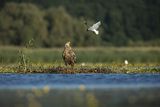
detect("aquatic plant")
[18,39,34,72]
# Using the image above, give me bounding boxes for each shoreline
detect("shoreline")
[0,64,160,73]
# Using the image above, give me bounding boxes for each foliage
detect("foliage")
[0,1,160,47]
[18,39,34,71]
[0,3,102,47]
[0,3,48,47]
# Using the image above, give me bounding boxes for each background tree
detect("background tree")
[0,0,160,47]
[0,3,48,47]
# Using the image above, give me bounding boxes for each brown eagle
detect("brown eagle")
[62,42,76,68]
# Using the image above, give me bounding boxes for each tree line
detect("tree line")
[0,0,160,47]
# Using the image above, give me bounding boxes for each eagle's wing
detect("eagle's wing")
[69,49,76,62]
[88,21,101,31]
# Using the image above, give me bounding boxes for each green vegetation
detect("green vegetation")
[0,1,160,47]
[0,47,160,64]
[0,62,159,73]
[0,47,159,73]
[0,0,160,73]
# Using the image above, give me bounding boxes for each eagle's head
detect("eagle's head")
[65,41,71,48]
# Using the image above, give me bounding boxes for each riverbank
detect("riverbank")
[0,63,159,73]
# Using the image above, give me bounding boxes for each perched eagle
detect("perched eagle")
[62,42,76,68]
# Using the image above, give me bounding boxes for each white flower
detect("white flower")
[124,60,128,65]
[81,63,86,67]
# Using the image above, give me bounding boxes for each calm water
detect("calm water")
[0,73,160,107]
[0,73,160,88]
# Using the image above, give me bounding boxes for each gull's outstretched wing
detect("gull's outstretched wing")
[88,21,101,31]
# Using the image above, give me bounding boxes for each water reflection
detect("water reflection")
[0,74,160,107]
[0,87,160,107]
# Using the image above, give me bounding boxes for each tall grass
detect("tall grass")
[0,46,160,64]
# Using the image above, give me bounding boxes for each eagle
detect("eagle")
[62,41,76,68]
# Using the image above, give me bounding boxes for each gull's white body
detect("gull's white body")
[87,21,101,35]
